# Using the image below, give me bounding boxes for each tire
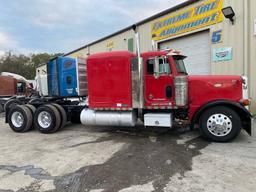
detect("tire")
[4,99,23,112]
[24,104,36,130]
[34,104,61,133]
[51,103,67,130]
[0,104,3,113]
[25,104,36,113]
[199,106,241,142]
[7,105,33,133]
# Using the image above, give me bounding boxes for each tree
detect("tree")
[0,52,63,79]
[31,53,62,68]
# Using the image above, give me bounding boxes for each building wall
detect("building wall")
[65,0,256,112]
[139,0,243,76]
[68,30,135,57]
[68,47,89,58]
[90,30,135,54]
[248,0,256,113]
[211,0,244,75]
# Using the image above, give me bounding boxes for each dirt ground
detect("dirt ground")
[0,113,255,192]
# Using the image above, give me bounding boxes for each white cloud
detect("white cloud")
[20,0,186,28]
[0,50,5,57]
[0,0,187,54]
[20,0,91,28]
[0,31,44,55]
[0,31,19,51]
[106,0,186,22]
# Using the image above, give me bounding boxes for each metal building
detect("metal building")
[64,0,256,113]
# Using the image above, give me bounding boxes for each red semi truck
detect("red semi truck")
[5,48,251,142]
[5,27,251,142]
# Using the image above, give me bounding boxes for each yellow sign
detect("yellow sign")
[106,41,114,49]
[151,0,223,41]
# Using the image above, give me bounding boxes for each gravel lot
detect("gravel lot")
[0,113,255,192]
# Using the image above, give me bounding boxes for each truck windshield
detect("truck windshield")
[173,56,187,75]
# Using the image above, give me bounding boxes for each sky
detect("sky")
[0,0,186,56]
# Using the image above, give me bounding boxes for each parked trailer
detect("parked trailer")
[5,29,252,142]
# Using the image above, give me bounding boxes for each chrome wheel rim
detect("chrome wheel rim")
[207,114,232,137]
[38,111,52,129]
[11,112,24,128]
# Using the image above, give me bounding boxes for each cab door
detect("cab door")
[144,56,174,108]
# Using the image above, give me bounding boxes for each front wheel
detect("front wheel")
[199,106,241,142]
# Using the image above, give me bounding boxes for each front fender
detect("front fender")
[191,100,252,135]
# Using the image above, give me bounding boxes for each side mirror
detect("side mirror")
[154,58,160,79]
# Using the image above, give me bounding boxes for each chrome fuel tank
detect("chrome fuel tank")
[80,109,137,127]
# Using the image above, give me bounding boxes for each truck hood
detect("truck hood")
[187,75,243,105]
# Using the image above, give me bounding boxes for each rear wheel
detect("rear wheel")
[34,104,61,133]
[7,105,33,132]
[25,104,36,113]
[4,99,22,112]
[199,106,241,142]
[51,103,67,130]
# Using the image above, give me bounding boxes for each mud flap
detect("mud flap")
[243,117,252,136]
[5,108,9,124]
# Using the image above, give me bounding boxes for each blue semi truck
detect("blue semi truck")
[5,56,88,133]
[47,56,87,97]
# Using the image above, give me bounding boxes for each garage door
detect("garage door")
[159,31,210,75]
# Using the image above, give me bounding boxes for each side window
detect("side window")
[159,57,171,74]
[17,82,25,93]
[146,57,171,75]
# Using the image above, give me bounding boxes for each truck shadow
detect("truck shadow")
[54,125,210,192]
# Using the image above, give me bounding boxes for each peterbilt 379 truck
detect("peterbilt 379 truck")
[5,28,251,142]
[5,48,251,142]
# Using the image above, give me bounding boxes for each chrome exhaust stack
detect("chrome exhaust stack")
[174,76,188,107]
[132,25,144,109]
